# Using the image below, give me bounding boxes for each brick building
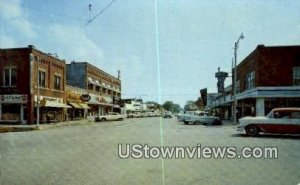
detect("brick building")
[211,45,300,118]
[0,45,69,124]
[66,62,121,116]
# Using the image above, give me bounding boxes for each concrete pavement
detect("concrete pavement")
[1,117,300,185]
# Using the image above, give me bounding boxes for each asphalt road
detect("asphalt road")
[0,117,300,185]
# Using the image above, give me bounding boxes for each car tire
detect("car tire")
[184,121,189,125]
[194,121,201,125]
[245,125,259,136]
[212,119,222,125]
[101,118,106,122]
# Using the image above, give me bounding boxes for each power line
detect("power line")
[86,0,117,26]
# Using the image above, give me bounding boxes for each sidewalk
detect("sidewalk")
[0,118,95,133]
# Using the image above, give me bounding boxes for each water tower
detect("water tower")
[215,67,228,93]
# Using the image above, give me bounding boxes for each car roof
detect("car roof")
[272,107,300,112]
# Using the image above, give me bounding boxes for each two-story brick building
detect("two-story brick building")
[211,45,300,118]
[66,61,121,116]
[0,45,69,124]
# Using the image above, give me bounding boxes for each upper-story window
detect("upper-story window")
[293,67,300,85]
[38,70,46,88]
[3,67,17,87]
[54,75,61,90]
[245,71,255,90]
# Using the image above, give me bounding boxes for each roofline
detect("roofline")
[237,44,300,69]
[0,45,66,64]
[67,61,120,82]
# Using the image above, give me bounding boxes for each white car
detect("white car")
[183,111,221,125]
[127,111,144,118]
[95,112,126,122]
[237,107,300,136]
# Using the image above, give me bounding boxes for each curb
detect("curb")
[0,120,94,133]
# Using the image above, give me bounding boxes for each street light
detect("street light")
[233,33,244,125]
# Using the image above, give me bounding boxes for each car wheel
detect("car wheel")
[101,118,106,122]
[245,125,259,136]
[212,119,221,125]
[194,121,201,125]
[184,121,189,125]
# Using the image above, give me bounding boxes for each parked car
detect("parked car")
[95,112,126,122]
[127,111,144,118]
[183,111,222,125]
[163,111,173,118]
[177,111,198,122]
[237,107,300,136]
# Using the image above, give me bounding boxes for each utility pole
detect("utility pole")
[233,33,244,125]
[37,57,40,127]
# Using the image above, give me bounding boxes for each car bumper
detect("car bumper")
[236,126,245,132]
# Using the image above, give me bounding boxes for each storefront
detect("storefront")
[66,90,91,120]
[88,94,119,116]
[35,95,70,123]
[0,95,27,124]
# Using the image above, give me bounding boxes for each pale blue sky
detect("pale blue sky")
[1,0,300,107]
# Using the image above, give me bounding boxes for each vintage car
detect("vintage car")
[163,111,173,118]
[237,107,300,136]
[177,111,201,122]
[182,111,222,125]
[95,112,126,122]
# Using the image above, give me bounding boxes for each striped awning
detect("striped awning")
[68,102,82,109]
[77,103,91,109]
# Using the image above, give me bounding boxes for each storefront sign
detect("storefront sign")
[0,95,27,103]
[80,94,91,102]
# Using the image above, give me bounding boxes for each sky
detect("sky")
[0,0,300,107]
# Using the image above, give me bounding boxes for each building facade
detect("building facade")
[0,45,68,124]
[211,45,300,118]
[66,62,121,116]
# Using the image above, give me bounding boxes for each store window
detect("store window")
[88,84,93,90]
[293,67,300,85]
[3,67,17,87]
[54,75,61,90]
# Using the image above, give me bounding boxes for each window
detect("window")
[38,70,46,88]
[3,67,17,87]
[293,67,300,85]
[54,75,61,90]
[88,84,93,90]
[95,86,100,92]
[245,71,255,90]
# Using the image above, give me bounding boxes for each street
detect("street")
[1,118,300,185]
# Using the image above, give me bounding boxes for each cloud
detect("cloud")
[0,0,35,38]
[45,24,104,64]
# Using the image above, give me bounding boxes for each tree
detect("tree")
[184,100,197,111]
[162,101,174,112]
[162,101,181,113]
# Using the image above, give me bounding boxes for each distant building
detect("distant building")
[66,61,121,116]
[121,99,144,113]
[0,45,68,124]
[212,45,300,119]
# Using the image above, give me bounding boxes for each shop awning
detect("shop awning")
[68,102,83,109]
[78,103,91,109]
[41,100,71,108]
